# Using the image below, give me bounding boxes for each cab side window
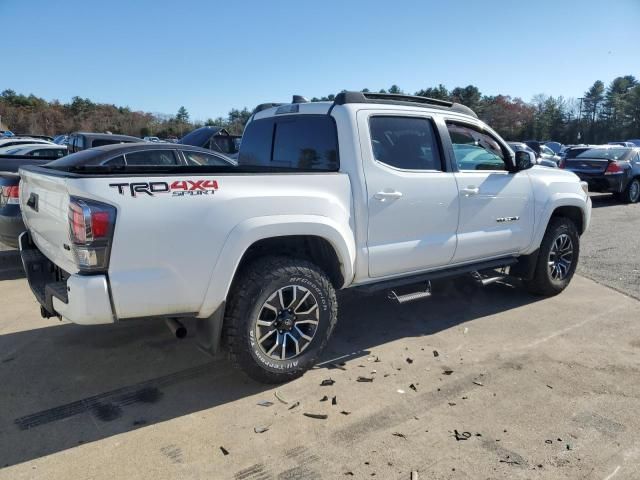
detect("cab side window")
[446,122,507,171]
[369,116,442,171]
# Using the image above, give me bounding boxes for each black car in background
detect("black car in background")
[66,132,143,153]
[179,126,240,157]
[0,143,235,248]
[562,146,640,203]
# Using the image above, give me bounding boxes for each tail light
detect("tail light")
[604,162,624,175]
[68,197,116,272]
[1,185,20,205]
[559,159,565,169]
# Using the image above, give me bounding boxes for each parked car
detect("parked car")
[0,130,15,137]
[0,149,62,247]
[66,132,143,154]
[3,144,67,158]
[508,142,557,168]
[143,136,161,143]
[525,141,562,165]
[561,146,640,203]
[14,134,54,142]
[626,139,640,147]
[179,126,239,156]
[18,91,590,383]
[0,137,53,150]
[0,143,234,248]
[608,141,636,147]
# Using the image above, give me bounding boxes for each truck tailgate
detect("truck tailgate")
[19,168,77,274]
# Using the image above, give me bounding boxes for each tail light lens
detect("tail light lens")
[604,162,624,175]
[559,159,565,169]
[68,197,116,272]
[1,185,20,204]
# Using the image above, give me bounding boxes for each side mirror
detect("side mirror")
[515,150,533,170]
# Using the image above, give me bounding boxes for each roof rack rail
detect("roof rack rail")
[332,91,478,118]
[253,102,285,114]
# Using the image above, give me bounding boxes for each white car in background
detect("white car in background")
[3,144,67,158]
[0,138,53,150]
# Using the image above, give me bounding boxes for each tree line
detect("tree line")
[1,74,638,143]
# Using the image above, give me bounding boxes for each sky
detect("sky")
[2,0,639,121]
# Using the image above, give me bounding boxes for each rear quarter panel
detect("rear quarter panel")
[67,173,354,319]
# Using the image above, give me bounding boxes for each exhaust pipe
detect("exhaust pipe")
[165,318,187,339]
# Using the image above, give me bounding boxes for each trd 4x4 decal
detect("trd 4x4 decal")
[109,179,219,197]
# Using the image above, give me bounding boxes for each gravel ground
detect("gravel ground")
[578,193,640,300]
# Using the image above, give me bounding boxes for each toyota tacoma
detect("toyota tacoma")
[18,92,591,383]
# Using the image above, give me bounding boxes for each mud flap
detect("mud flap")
[195,302,226,356]
[510,249,540,281]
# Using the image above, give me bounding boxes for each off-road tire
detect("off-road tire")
[525,217,580,296]
[224,256,338,383]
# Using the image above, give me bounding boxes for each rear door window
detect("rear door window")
[124,150,180,166]
[369,116,442,171]
[183,150,233,166]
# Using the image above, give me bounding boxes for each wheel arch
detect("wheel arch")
[550,205,584,234]
[197,215,356,319]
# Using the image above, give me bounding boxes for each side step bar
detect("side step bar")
[471,271,506,286]
[357,257,518,294]
[388,282,431,304]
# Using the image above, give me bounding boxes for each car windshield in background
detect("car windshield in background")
[576,148,631,161]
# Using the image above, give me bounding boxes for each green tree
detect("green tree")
[415,84,450,101]
[175,106,190,123]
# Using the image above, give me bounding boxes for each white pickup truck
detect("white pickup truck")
[18,92,591,383]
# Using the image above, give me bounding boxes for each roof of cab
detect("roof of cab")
[252,91,478,121]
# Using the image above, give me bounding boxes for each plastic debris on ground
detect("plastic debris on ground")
[257,400,274,407]
[303,413,328,420]
[254,425,269,434]
[320,378,335,386]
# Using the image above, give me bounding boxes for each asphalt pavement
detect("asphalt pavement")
[0,193,638,480]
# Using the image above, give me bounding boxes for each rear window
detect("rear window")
[575,148,631,161]
[238,115,339,171]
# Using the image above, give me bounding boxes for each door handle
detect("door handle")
[460,186,480,196]
[374,190,403,201]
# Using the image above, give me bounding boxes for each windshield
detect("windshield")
[575,148,631,161]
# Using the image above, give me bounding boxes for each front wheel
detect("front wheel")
[224,256,338,383]
[525,217,580,296]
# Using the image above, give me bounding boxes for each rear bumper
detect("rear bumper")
[572,172,624,193]
[19,232,114,325]
[0,212,25,248]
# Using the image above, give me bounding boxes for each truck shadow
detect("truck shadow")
[0,277,540,468]
[0,250,24,281]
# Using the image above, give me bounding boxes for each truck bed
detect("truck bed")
[18,164,353,321]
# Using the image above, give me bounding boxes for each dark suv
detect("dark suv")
[67,132,142,153]
[562,146,640,203]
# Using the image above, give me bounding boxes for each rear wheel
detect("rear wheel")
[224,256,338,383]
[525,217,580,296]
[620,178,640,204]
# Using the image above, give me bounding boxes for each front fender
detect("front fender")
[525,192,591,254]
[196,214,356,318]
